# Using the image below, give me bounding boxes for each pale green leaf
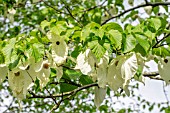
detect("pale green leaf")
[81,22,101,41]
[40,20,50,30]
[122,34,136,53]
[88,40,106,59]
[108,30,122,49]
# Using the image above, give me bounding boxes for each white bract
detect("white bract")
[158,57,170,84]
[34,59,51,89]
[107,59,124,92]
[94,87,106,108]
[75,49,97,75]
[8,8,16,14]
[135,53,147,84]
[8,68,34,100]
[56,66,63,80]
[8,57,38,100]
[0,64,8,84]
[46,51,63,81]
[107,53,138,95]
[47,31,68,66]
[96,52,109,88]
[121,53,138,85]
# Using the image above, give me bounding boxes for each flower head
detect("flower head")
[47,31,68,66]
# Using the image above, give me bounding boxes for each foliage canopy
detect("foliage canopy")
[1,0,170,112]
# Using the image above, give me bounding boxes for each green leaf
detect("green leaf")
[88,40,106,59]
[60,83,78,93]
[0,52,5,64]
[148,103,155,111]
[135,34,150,53]
[40,20,50,30]
[133,44,146,56]
[124,10,138,21]
[101,22,123,32]
[50,21,67,35]
[31,43,44,62]
[79,75,93,85]
[163,5,168,12]
[115,0,123,5]
[92,11,101,24]
[8,55,20,70]
[81,22,101,41]
[153,6,159,15]
[108,30,122,49]
[152,47,170,57]
[71,45,81,58]
[148,18,161,31]
[65,69,82,80]
[122,34,136,53]
[165,35,170,44]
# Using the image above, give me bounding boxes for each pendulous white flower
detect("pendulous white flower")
[0,64,8,84]
[158,57,170,84]
[107,53,138,95]
[47,31,68,66]
[8,68,34,100]
[96,52,109,88]
[121,53,138,86]
[75,49,97,75]
[107,58,124,92]
[94,87,106,108]
[46,51,63,81]
[34,59,51,89]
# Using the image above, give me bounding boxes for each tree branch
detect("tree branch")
[43,1,67,14]
[29,71,165,99]
[143,71,163,81]
[29,83,98,99]
[101,2,170,25]
[2,98,14,113]
[79,0,107,23]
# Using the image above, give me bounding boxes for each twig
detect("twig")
[143,71,159,77]
[80,0,107,23]
[62,78,82,87]
[144,0,148,4]
[162,82,170,106]
[2,98,14,113]
[83,0,107,12]
[29,83,98,99]
[43,1,67,14]
[61,0,83,27]
[101,2,170,25]
[44,87,58,105]
[152,33,170,48]
[143,71,164,81]
[50,93,64,112]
